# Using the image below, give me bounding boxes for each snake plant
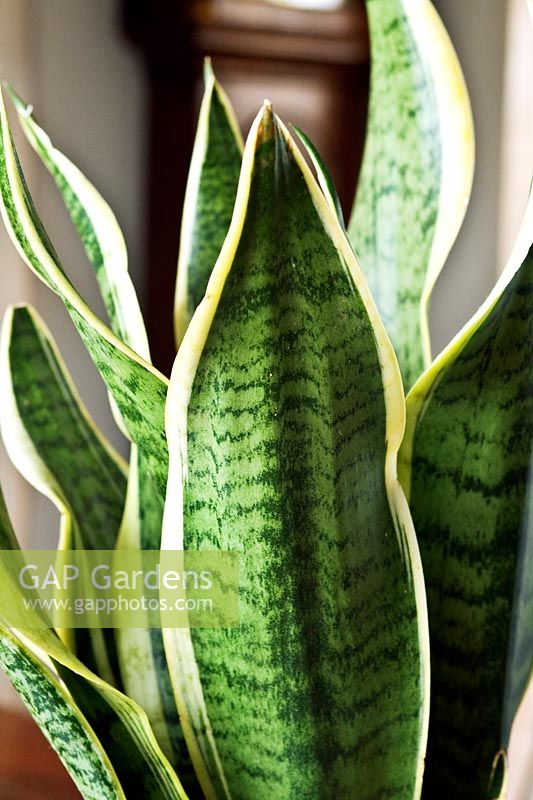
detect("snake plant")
[0,1,530,798]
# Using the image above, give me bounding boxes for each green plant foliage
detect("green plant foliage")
[0,303,126,685]
[4,89,199,790]
[400,195,533,799]
[0,86,168,494]
[0,2,530,798]
[174,59,243,345]
[163,104,428,800]
[6,85,150,360]
[348,0,474,390]
[0,484,188,800]
[0,627,125,800]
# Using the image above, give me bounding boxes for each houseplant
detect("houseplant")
[0,0,530,798]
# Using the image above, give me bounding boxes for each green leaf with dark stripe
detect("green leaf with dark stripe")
[0,303,127,686]
[0,487,124,800]
[2,305,128,550]
[348,0,474,390]
[115,449,199,793]
[0,627,125,800]
[400,191,533,798]
[0,484,188,800]
[293,125,345,229]
[163,104,429,800]
[174,59,243,345]
[0,88,199,787]
[7,84,150,360]
[0,86,168,496]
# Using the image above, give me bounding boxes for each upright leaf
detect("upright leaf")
[174,59,243,345]
[400,190,533,798]
[293,125,345,229]
[348,0,474,389]
[0,305,128,550]
[115,449,198,792]
[0,303,127,685]
[163,104,429,800]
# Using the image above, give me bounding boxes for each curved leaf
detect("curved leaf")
[0,486,188,800]
[0,85,168,498]
[174,59,243,345]
[348,0,474,389]
[7,85,150,361]
[0,627,126,800]
[163,104,429,800]
[0,303,126,685]
[292,124,345,229]
[0,86,202,790]
[400,189,533,798]
[0,304,128,550]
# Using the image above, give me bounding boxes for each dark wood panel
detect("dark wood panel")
[123,0,369,374]
[0,708,80,799]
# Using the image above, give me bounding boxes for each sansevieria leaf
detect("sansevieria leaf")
[3,88,198,788]
[0,304,127,552]
[0,303,126,686]
[7,85,151,361]
[0,627,126,800]
[0,488,125,800]
[348,0,474,390]
[400,189,533,798]
[0,483,188,800]
[174,59,243,345]
[163,104,429,800]
[293,125,345,229]
[0,85,168,502]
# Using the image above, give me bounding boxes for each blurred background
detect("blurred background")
[0,0,531,797]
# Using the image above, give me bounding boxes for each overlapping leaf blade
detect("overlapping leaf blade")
[163,104,429,800]
[7,85,151,360]
[174,59,243,346]
[0,483,188,800]
[400,191,533,798]
[348,0,474,390]
[0,303,126,685]
[0,86,168,489]
[293,125,345,229]
[0,88,200,787]
[0,627,126,800]
[0,488,125,800]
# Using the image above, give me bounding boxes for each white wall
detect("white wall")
[499,0,533,268]
[431,0,508,356]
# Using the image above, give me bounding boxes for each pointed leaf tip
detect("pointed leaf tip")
[4,83,24,111]
[203,56,214,84]
[3,84,34,122]
[256,101,275,145]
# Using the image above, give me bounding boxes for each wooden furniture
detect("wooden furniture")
[0,709,80,799]
[123,0,369,373]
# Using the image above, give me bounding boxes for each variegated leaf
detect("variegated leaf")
[348,0,474,390]
[163,104,429,800]
[400,189,533,798]
[174,59,243,346]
